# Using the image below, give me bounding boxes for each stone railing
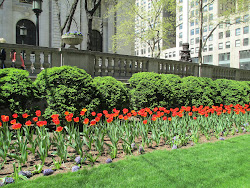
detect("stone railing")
[1,43,250,81]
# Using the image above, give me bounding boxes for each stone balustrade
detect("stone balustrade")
[1,43,250,81]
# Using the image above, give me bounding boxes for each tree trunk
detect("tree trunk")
[198,0,203,77]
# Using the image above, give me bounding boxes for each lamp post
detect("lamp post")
[32,0,43,46]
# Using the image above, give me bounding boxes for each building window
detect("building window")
[209,34,213,41]
[179,6,183,12]
[191,10,194,17]
[195,19,198,25]
[219,23,223,29]
[191,1,194,8]
[148,47,150,53]
[218,43,223,49]
[179,15,183,21]
[235,39,241,47]
[209,25,213,31]
[226,20,231,27]
[244,14,249,23]
[179,23,183,30]
[179,32,183,38]
[219,32,223,39]
[204,5,208,12]
[243,38,249,46]
[219,53,230,67]
[191,48,194,54]
[203,35,207,41]
[169,52,172,58]
[244,26,249,34]
[209,4,213,11]
[239,50,250,70]
[209,44,213,51]
[195,47,199,53]
[226,30,230,37]
[179,0,183,3]
[236,17,241,24]
[190,38,194,45]
[209,14,213,21]
[165,53,168,58]
[191,29,194,35]
[195,37,199,44]
[203,46,207,52]
[173,51,176,57]
[190,21,194,26]
[226,41,230,48]
[203,26,207,32]
[195,28,199,34]
[235,28,241,36]
[203,55,213,64]
[179,41,183,47]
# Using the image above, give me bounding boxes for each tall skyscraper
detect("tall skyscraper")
[162,0,250,70]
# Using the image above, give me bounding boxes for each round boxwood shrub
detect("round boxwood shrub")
[160,74,182,108]
[129,72,181,110]
[34,66,100,119]
[178,76,219,107]
[0,68,38,115]
[215,79,250,105]
[93,76,129,112]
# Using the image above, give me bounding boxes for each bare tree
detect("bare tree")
[0,0,5,8]
[85,0,102,50]
[54,0,102,49]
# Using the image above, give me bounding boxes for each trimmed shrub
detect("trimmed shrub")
[178,76,220,107]
[93,76,129,112]
[34,66,100,119]
[129,72,182,110]
[160,74,182,108]
[215,79,250,105]
[0,68,37,116]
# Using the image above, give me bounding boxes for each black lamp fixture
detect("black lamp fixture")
[32,0,43,46]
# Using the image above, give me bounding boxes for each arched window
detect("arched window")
[91,30,102,52]
[16,19,36,45]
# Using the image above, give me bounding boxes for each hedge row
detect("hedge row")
[0,66,249,118]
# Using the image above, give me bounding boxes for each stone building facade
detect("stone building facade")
[0,0,134,55]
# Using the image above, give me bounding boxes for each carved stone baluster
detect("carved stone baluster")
[107,57,113,76]
[43,51,50,69]
[24,50,32,72]
[113,58,120,77]
[142,60,148,72]
[94,56,100,76]
[120,59,126,77]
[131,60,136,74]
[99,56,105,76]
[125,59,131,77]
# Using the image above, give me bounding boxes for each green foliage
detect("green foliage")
[93,76,129,112]
[106,0,176,56]
[215,79,250,105]
[34,66,100,119]
[129,72,182,110]
[0,68,37,115]
[178,76,220,107]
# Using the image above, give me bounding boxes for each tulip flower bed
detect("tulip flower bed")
[0,104,250,185]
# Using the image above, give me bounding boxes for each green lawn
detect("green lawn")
[6,134,250,188]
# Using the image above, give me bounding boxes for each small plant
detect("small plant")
[64,31,83,36]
